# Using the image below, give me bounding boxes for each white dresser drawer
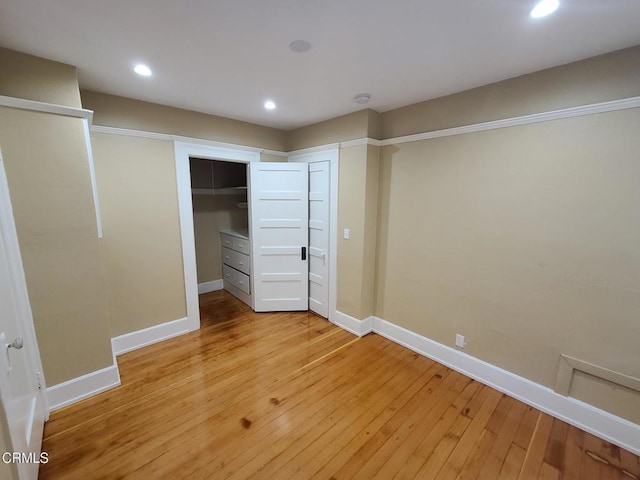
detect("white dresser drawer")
[233,237,250,255]
[220,233,234,249]
[223,264,250,294]
[233,250,250,275]
[233,269,250,295]
[221,247,234,266]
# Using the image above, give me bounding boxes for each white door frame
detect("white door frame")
[287,147,339,324]
[174,142,259,331]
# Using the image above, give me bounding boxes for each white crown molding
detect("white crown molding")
[379,96,640,147]
[90,125,287,157]
[339,138,382,148]
[91,96,640,156]
[286,143,341,156]
[46,358,120,411]
[0,94,93,122]
[198,279,224,295]
[111,316,190,356]
[357,316,640,456]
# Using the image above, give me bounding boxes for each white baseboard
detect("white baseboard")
[369,316,640,456]
[198,279,223,295]
[47,360,120,411]
[111,316,190,356]
[332,310,374,337]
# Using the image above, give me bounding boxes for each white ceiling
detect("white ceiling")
[1,0,639,130]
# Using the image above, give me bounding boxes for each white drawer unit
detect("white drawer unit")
[220,230,251,307]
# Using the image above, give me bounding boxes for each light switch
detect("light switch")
[343,229,350,239]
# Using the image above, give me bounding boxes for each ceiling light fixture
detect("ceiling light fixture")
[289,40,311,53]
[530,0,559,18]
[134,64,152,76]
[264,100,276,110]
[354,93,371,105]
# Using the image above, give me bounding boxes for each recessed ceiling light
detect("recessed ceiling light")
[134,64,152,76]
[264,100,276,110]
[354,93,371,105]
[530,0,559,18]
[289,40,311,53]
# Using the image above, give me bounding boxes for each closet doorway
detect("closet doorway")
[175,142,339,330]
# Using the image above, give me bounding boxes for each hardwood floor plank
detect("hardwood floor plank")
[518,412,554,480]
[389,379,481,480]
[412,387,489,479]
[477,399,527,479]
[538,462,560,480]
[543,418,569,471]
[433,388,503,480]
[38,291,640,480]
[498,443,527,480]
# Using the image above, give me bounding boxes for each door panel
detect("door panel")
[308,161,330,317]
[249,163,309,311]
[0,159,47,480]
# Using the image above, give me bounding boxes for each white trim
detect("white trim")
[0,94,93,122]
[91,125,287,157]
[288,148,339,323]
[0,155,50,417]
[333,311,374,337]
[339,138,382,148]
[379,95,640,147]
[287,143,340,156]
[369,316,640,456]
[198,279,224,295]
[174,141,259,332]
[175,143,199,331]
[46,360,120,411]
[83,119,103,238]
[111,317,190,356]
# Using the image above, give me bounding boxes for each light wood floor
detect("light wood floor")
[40,291,639,479]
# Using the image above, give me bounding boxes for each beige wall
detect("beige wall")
[90,133,187,337]
[0,48,82,108]
[260,153,287,162]
[336,145,379,319]
[375,108,640,422]
[193,194,248,284]
[82,91,288,152]
[381,45,640,139]
[288,109,380,151]
[0,108,113,385]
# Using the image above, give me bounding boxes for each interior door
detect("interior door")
[308,161,330,317]
[0,159,48,480]
[249,162,309,311]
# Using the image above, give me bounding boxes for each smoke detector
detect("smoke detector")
[354,93,371,105]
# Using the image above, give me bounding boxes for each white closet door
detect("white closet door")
[0,159,48,480]
[249,163,309,311]
[308,161,330,317]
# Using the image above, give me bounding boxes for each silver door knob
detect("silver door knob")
[7,338,23,350]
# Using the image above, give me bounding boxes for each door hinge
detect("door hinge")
[36,371,43,390]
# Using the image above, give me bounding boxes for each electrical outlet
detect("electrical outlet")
[343,228,350,239]
[455,334,465,348]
